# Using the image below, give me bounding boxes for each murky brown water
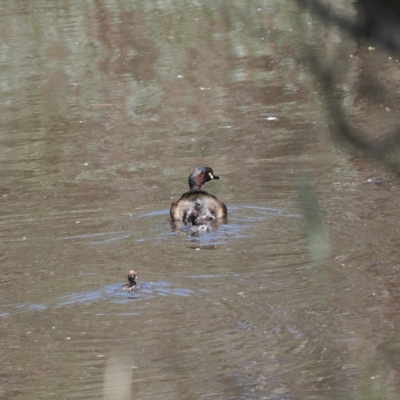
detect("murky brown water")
[1,1,400,399]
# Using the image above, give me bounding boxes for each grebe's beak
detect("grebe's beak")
[209,172,220,180]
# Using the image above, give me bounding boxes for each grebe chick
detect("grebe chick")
[122,270,138,292]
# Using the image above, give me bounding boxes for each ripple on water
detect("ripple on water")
[58,281,194,306]
[159,204,300,244]
[0,282,195,319]
[52,204,301,250]
[1,204,303,320]
[0,199,327,400]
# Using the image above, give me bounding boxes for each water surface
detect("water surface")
[1,1,400,399]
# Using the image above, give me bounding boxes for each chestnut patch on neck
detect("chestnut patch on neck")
[195,173,205,189]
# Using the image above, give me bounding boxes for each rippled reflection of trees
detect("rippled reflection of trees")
[296,0,400,174]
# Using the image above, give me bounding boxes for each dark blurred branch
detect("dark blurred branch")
[296,0,400,174]
[296,0,400,55]
[306,53,400,174]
